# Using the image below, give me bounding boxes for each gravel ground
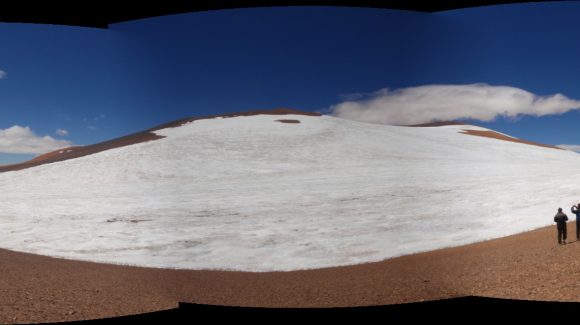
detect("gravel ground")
[0,222,575,323]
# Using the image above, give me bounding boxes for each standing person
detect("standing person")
[554,208,569,245]
[572,203,580,240]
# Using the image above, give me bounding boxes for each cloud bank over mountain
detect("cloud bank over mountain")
[330,83,580,125]
[0,125,71,154]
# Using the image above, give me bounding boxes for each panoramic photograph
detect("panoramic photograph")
[1,1,580,322]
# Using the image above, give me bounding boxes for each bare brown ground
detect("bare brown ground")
[460,130,562,150]
[409,121,561,150]
[0,222,577,323]
[27,146,82,164]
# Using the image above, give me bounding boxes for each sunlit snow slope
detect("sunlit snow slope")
[0,114,578,271]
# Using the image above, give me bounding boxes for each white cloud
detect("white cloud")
[330,83,580,125]
[87,126,98,131]
[0,125,72,154]
[557,145,580,152]
[56,129,69,136]
[0,70,5,79]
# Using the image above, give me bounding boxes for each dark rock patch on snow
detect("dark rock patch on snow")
[276,119,301,124]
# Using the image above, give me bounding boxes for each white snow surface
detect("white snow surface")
[0,114,578,272]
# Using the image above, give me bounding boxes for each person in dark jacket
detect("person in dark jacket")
[572,204,580,240]
[554,208,569,244]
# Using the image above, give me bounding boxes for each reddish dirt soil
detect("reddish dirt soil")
[410,120,561,150]
[0,222,577,323]
[459,130,562,150]
[27,146,82,164]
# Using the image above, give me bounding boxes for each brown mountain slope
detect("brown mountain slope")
[459,129,562,150]
[410,120,562,150]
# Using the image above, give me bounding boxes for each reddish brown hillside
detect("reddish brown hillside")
[409,120,561,150]
[459,129,562,150]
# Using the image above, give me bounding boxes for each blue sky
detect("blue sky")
[3,3,580,163]
[0,23,180,163]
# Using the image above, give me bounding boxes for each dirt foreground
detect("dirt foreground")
[0,222,577,323]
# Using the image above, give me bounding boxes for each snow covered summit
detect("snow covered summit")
[0,111,578,271]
